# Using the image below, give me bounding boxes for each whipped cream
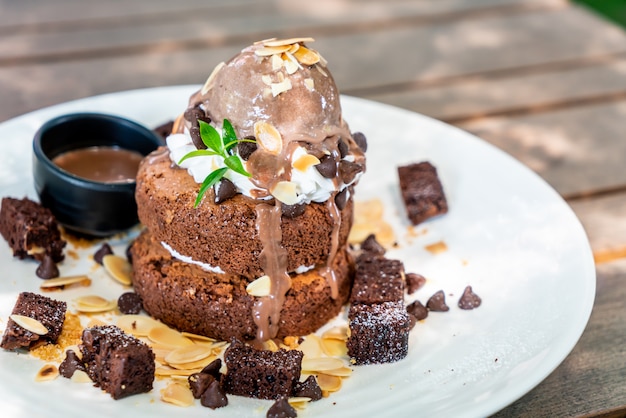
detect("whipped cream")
[161,241,224,274]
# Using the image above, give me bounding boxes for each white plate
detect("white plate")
[0,87,595,418]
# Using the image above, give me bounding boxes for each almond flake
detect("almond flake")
[201,62,225,95]
[168,355,218,371]
[246,275,271,297]
[263,37,315,47]
[301,357,345,372]
[283,56,299,75]
[293,153,320,172]
[102,254,133,286]
[75,295,109,307]
[304,78,315,91]
[271,181,299,205]
[181,332,217,343]
[165,345,213,365]
[287,43,300,54]
[317,65,328,77]
[10,314,48,335]
[288,397,311,410]
[261,75,273,86]
[254,121,283,154]
[75,298,117,313]
[316,373,342,392]
[293,46,320,66]
[321,326,348,341]
[149,326,194,349]
[271,54,283,71]
[161,382,194,407]
[298,334,323,359]
[39,275,91,289]
[71,370,92,383]
[321,366,352,377]
[116,315,164,337]
[156,366,203,377]
[35,364,59,382]
[255,45,291,57]
[320,338,347,357]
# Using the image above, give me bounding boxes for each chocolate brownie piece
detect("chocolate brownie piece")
[0,197,66,262]
[221,339,303,400]
[350,256,405,304]
[0,292,66,350]
[80,325,155,399]
[347,301,410,365]
[397,162,448,225]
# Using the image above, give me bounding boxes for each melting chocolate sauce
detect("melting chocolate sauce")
[53,146,143,183]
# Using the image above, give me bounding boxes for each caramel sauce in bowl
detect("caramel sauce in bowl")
[33,113,163,236]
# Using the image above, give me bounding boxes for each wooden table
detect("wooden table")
[1,0,624,416]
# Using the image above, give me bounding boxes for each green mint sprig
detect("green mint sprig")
[178,119,254,207]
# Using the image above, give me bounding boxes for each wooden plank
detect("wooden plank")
[569,193,626,261]
[0,0,565,62]
[494,259,626,417]
[0,0,561,28]
[364,57,626,123]
[457,101,626,198]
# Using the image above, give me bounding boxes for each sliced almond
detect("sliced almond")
[10,314,48,335]
[304,78,315,92]
[283,56,299,75]
[165,345,213,365]
[75,295,109,307]
[271,54,283,71]
[293,46,320,66]
[321,366,352,377]
[86,318,108,328]
[317,65,328,77]
[102,254,133,286]
[255,45,291,57]
[271,181,299,205]
[148,326,194,349]
[263,37,315,47]
[293,154,320,172]
[254,121,283,154]
[35,364,59,382]
[181,332,217,343]
[116,315,164,337]
[261,74,273,86]
[39,275,91,289]
[320,338,347,357]
[288,397,311,410]
[156,366,203,377]
[298,334,323,359]
[161,382,194,407]
[301,357,345,372]
[71,370,92,383]
[322,326,348,341]
[168,355,217,371]
[287,43,300,54]
[316,373,342,392]
[271,78,292,97]
[64,345,83,360]
[74,295,117,313]
[246,275,271,297]
[201,61,225,95]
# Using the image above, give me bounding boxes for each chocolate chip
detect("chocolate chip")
[292,375,322,401]
[337,137,349,158]
[189,372,216,399]
[200,380,228,409]
[267,397,297,418]
[407,300,428,321]
[406,273,426,294]
[184,107,205,123]
[458,286,482,310]
[338,160,363,184]
[214,178,237,204]
[36,254,59,280]
[315,154,337,178]
[117,292,143,314]
[360,234,385,256]
[59,349,85,378]
[238,137,257,160]
[200,358,222,380]
[426,290,449,312]
[190,126,207,150]
[352,132,368,152]
[282,202,306,218]
[153,120,174,140]
[93,243,113,265]
[334,188,349,211]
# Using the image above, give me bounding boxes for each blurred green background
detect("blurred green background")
[574,0,626,28]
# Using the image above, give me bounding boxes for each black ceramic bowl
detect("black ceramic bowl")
[33,113,163,237]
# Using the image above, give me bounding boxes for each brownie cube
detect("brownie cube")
[350,256,405,304]
[1,292,66,350]
[221,339,303,400]
[80,325,155,399]
[0,197,66,262]
[347,301,410,365]
[397,161,448,225]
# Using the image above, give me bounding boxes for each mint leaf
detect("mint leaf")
[199,120,223,153]
[222,119,238,153]
[194,167,229,207]
[178,149,220,165]
[224,154,251,177]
